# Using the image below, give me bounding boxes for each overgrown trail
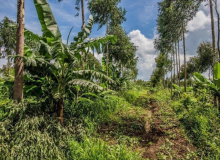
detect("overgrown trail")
[98,97,198,159]
[142,99,197,159]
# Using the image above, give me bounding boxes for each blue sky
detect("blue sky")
[0,0,219,80]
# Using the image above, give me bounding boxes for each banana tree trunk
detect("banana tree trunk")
[57,97,64,123]
[14,0,25,101]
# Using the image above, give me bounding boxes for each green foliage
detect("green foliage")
[171,94,220,159]
[214,62,220,87]
[88,0,126,29]
[150,53,171,87]
[0,101,83,159]
[121,90,149,107]
[108,25,138,79]
[179,42,213,79]
[193,72,219,96]
[69,137,143,160]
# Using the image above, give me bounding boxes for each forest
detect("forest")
[0,0,220,159]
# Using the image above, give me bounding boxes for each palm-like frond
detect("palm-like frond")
[34,0,64,55]
[69,79,103,91]
[73,70,115,84]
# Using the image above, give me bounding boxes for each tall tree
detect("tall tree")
[213,0,220,59]
[58,0,87,69]
[14,0,25,101]
[108,25,137,78]
[182,26,187,92]
[88,0,126,78]
[209,0,216,70]
[179,42,213,79]
[76,0,86,69]
[0,17,16,78]
[155,0,202,91]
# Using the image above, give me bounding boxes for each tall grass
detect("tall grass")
[69,137,143,160]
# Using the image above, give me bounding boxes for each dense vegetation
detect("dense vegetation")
[0,0,220,159]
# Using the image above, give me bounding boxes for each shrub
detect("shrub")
[69,137,143,160]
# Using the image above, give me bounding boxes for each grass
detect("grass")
[150,87,220,159]
[69,137,143,160]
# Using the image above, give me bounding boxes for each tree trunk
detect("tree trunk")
[171,53,173,98]
[183,27,187,92]
[214,0,220,59]
[106,18,109,78]
[7,58,10,78]
[175,43,179,85]
[210,0,216,74]
[178,41,181,86]
[173,48,176,84]
[163,68,165,88]
[14,0,24,101]
[81,0,85,70]
[57,97,64,123]
[121,63,124,77]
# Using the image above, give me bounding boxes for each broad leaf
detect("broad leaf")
[34,0,61,38]
[214,62,220,88]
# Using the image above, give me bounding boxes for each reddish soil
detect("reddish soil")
[98,99,197,159]
[142,100,197,159]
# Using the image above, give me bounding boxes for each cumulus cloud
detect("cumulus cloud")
[128,30,157,80]
[128,30,155,57]
[187,11,210,32]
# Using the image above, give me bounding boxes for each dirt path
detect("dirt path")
[142,99,197,159]
[98,99,197,159]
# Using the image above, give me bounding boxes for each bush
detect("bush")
[121,90,149,107]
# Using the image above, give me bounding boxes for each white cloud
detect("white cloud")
[128,30,155,57]
[94,52,103,63]
[187,10,210,32]
[128,30,157,80]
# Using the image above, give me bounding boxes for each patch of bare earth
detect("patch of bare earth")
[98,99,197,160]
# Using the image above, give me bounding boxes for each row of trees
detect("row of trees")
[151,0,220,94]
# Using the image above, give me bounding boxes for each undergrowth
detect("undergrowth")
[149,86,220,159]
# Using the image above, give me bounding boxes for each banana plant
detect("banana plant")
[173,84,193,94]
[193,72,219,96]
[20,0,117,123]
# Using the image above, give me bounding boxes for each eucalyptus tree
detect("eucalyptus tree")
[213,0,220,58]
[155,0,203,91]
[108,25,137,78]
[179,42,213,79]
[209,0,217,67]
[74,0,87,70]
[58,0,87,69]
[88,0,126,77]
[150,53,171,87]
[0,17,16,78]
[14,0,25,101]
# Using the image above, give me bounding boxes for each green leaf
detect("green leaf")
[34,0,61,39]
[214,62,220,87]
